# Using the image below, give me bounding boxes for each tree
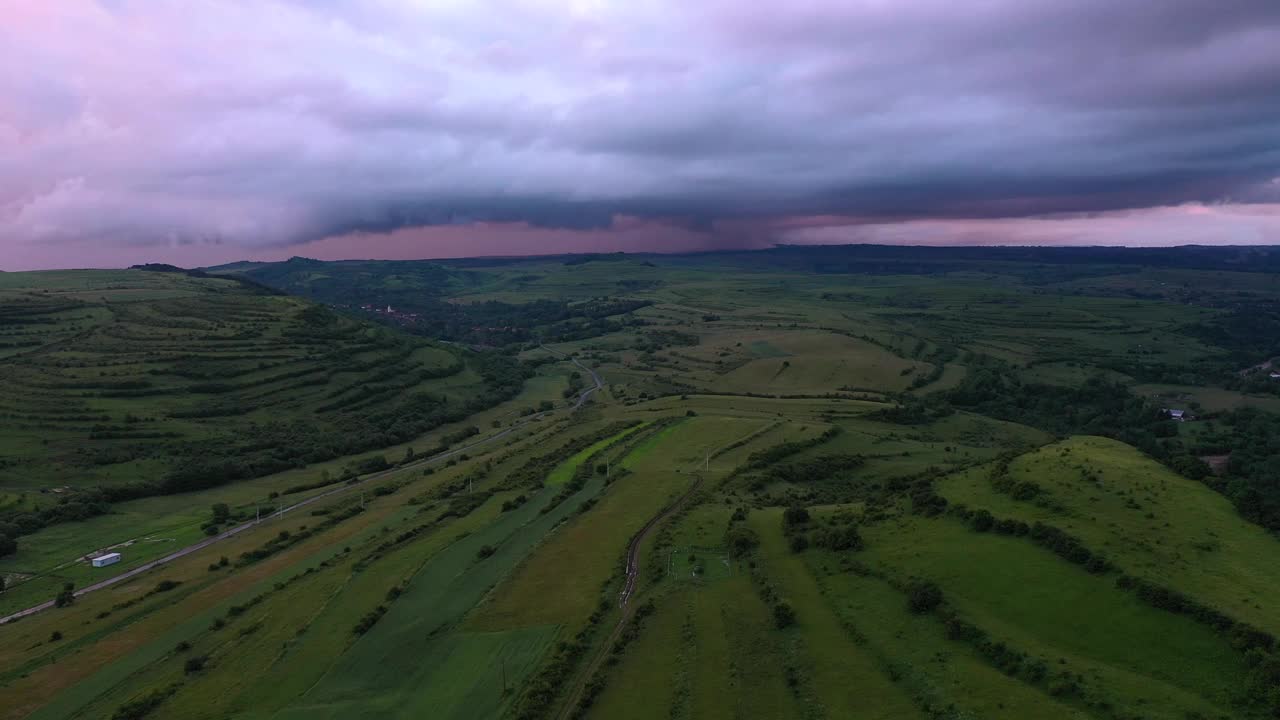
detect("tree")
[211,503,230,524]
[0,533,16,558]
[55,582,75,608]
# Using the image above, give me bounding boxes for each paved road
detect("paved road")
[0,345,603,626]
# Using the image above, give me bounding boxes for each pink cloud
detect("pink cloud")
[779,203,1280,248]
[1,216,747,270]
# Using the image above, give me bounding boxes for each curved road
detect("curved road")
[0,345,604,626]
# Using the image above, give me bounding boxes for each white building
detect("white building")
[91,552,121,568]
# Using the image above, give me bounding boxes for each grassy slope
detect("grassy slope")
[750,508,924,719]
[939,435,1280,636]
[11,254,1280,720]
[863,517,1244,718]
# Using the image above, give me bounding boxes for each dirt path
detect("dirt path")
[556,471,704,720]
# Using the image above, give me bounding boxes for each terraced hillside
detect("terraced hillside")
[0,269,524,556]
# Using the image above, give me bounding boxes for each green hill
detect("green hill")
[8,249,1280,720]
[0,269,523,552]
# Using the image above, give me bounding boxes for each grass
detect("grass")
[667,547,732,583]
[10,253,1280,720]
[863,515,1248,718]
[749,509,925,719]
[807,556,1086,718]
[938,436,1280,635]
[544,423,645,486]
[584,577,802,720]
[471,417,750,630]
[272,450,623,719]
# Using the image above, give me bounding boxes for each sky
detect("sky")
[2,0,1279,270]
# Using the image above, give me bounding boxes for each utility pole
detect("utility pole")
[705,451,710,471]
[255,506,260,523]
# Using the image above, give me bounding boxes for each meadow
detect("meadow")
[5,245,1280,719]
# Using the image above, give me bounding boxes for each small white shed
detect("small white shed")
[91,552,121,568]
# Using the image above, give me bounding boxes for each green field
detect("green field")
[7,247,1280,720]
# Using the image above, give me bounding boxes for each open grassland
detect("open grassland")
[938,436,1280,635]
[808,558,1089,718]
[10,248,1280,720]
[862,515,1246,719]
[749,509,925,719]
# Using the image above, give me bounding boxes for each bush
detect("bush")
[814,525,864,551]
[352,605,388,635]
[773,601,797,629]
[970,509,995,532]
[183,656,207,674]
[110,685,178,720]
[54,582,75,608]
[476,545,496,560]
[725,526,760,557]
[783,505,810,527]
[907,580,943,614]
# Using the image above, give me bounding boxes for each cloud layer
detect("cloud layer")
[2,0,1279,266]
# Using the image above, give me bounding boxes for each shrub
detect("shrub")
[814,525,864,551]
[773,601,797,629]
[184,656,207,674]
[907,580,943,614]
[970,509,995,532]
[725,526,760,557]
[54,583,75,608]
[782,505,810,527]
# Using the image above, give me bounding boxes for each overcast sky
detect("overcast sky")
[3,1,1279,269]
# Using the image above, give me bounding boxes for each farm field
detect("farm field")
[7,245,1280,719]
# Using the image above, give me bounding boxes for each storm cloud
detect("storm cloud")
[2,0,1279,266]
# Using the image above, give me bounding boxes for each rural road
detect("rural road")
[0,345,603,626]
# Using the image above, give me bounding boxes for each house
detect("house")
[1270,372,1280,380]
[91,552,121,568]
[1163,408,1193,422]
